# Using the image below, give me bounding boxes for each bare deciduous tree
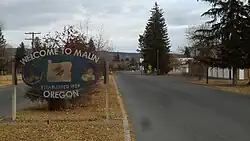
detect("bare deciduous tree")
[43,23,113,52]
[43,25,87,50]
[185,24,219,81]
[93,25,114,52]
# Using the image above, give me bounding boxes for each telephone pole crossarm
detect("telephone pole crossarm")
[24,32,41,48]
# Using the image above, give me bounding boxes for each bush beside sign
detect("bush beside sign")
[21,48,100,99]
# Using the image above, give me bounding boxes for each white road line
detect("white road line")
[112,76,131,141]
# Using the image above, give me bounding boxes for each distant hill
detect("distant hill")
[4,48,186,63]
[97,51,141,62]
[5,48,17,56]
[96,51,187,62]
[4,48,142,62]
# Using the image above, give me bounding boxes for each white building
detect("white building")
[171,57,193,73]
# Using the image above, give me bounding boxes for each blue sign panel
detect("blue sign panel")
[20,48,100,99]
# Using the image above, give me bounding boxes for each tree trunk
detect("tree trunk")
[198,64,203,80]
[222,68,224,78]
[217,67,219,78]
[247,69,250,85]
[229,67,232,80]
[248,69,250,80]
[232,67,237,86]
[206,65,209,84]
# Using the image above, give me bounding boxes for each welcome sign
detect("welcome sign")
[20,48,100,99]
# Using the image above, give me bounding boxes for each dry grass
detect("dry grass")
[190,78,250,95]
[0,74,23,86]
[0,75,134,141]
[0,122,124,141]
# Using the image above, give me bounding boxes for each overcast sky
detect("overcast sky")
[0,0,209,53]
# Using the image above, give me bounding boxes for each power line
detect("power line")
[24,32,41,48]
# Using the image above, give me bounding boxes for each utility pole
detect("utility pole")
[153,15,160,75]
[157,49,159,75]
[25,32,41,48]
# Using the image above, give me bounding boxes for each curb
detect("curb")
[111,75,131,141]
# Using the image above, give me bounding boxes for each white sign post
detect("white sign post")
[104,61,109,122]
[12,61,17,121]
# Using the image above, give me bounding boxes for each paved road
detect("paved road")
[0,84,32,117]
[115,71,250,141]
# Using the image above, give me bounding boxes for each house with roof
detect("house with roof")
[169,53,193,74]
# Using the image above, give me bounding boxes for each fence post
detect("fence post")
[206,65,208,84]
[217,67,219,78]
[11,60,17,121]
[222,68,225,79]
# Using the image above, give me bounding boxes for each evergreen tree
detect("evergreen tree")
[138,2,171,74]
[32,37,42,51]
[15,42,26,68]
[197,0,250,85]
[130,58,136,66]
[112,52,120,62]
[184,47,191,58]
[0,26,6,71]
[138,34,148,68]
[88,38,96,52]
[241,1,250,68]
[125,57,130,61]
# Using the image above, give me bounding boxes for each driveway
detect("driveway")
[115,71,250,141]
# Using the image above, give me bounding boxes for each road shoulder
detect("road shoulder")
[189,78,250,96]
[111,75,135,141]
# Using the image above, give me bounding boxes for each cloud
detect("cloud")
[1,0,209,52]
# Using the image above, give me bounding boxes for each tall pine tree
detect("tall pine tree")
[15,42,26,68]
[32,37,42,51]
[112,52,120,62]
[138,2,171,74]
[138,34,147,68]
[198,0,250,85]
[88,38,96,52]
[0,26,6,71]
[130,58,136,66]
[184,46,191,58]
